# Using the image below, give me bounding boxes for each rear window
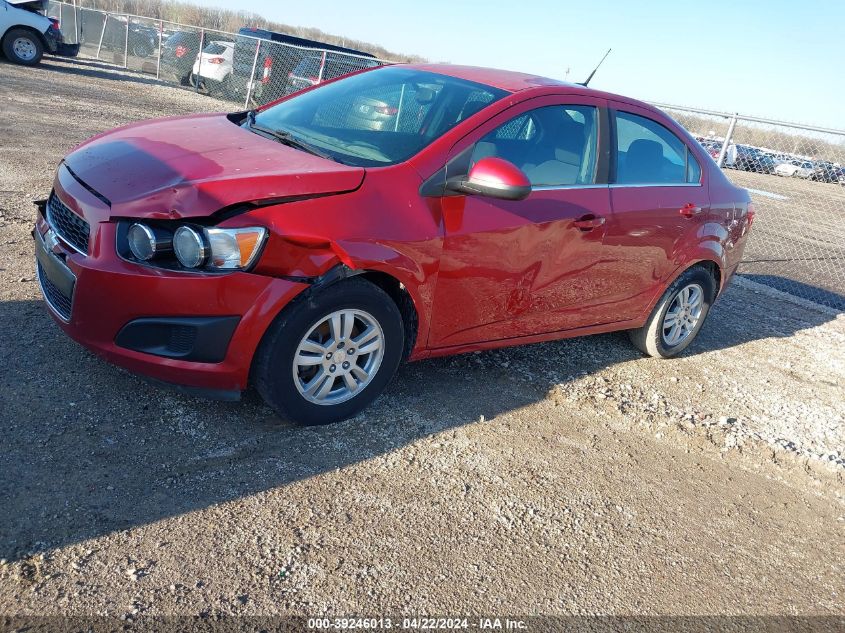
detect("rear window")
[615,111,701,184]
[203,42,229,55]
[293,57,321,78]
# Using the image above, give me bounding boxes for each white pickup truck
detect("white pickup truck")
[1,0,78,65]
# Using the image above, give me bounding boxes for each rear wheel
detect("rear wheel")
[3,29,44,66]
[628,266,716,358]
[254,278,404,425]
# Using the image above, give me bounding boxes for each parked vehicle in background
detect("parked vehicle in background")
[809,161,842,183]
[1,0,78,65]
[732,145,776,174]
[34,64,753,425]
[696,138,722,162]
[228,26,377,104]
[284,53,380,94]
[774,159,814,178]
[160,30,201,85]
[190,40,234,94]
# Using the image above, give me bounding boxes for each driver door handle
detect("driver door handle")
[572,214,606,231]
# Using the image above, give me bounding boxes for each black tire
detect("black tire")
[253,278,405,426]
[2,28,44,66]
[628,266,716,358]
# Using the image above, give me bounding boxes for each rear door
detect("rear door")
[604,103,709,320]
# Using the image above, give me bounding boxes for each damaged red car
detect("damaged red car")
[34,64,752,425]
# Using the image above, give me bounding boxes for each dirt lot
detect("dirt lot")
[0,57,843,619]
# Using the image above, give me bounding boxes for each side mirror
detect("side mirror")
[447,157,531,201]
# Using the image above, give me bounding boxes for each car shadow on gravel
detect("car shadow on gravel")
[0,282,838,561]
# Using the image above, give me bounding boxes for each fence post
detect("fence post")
[317,51,327,83]
[155,20,163,79]
[95,13,108,60]
[717,113,738,168]
[123,15,129,68]
[244,38,261,109]
[73,1,79,45]
[194,29,204,93]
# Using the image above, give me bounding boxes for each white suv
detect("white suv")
[1,0,78,65]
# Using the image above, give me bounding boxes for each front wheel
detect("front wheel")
[628,267,716,358]
[3,29,44,66]
[253,278,405,425]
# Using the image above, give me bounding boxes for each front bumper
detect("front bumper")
[33,175,309,395]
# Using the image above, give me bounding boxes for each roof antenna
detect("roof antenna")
[579,48,611,86]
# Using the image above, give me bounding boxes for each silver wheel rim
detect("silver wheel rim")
[292,308,385,406]
[662,283,704,347]
[13,37,37,61]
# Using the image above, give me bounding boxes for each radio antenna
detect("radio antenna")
[579,48,611,87]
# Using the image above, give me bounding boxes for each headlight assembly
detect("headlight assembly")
[121,222,267,272]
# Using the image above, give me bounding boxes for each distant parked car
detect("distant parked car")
[160,30,201,85]
[1,0,79,65]
[774,160,814,178]
[284,53,380,94]
[732,146,776,174]
[809,161,842,183]
[190,40,234,94]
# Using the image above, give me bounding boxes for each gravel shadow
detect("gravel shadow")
[0,279,837,562]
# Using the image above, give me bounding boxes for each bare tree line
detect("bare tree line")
[71,0,426,61]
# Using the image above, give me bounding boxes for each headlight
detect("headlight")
[173,226,209,268]
[172,225,266,270]
[127,223,171,261]
[205,227,267,270]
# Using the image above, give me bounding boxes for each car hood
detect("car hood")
[63,113,365,219]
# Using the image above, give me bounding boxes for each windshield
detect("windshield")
[251,66,507,167]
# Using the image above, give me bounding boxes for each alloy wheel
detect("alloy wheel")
[292,309,385,406]
[661,283,704,346]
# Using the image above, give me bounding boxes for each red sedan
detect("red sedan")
[34,64,753,425]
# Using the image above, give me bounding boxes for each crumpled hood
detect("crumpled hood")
[63,113,365,219]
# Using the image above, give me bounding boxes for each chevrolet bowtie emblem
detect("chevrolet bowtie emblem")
[44,228,59,252]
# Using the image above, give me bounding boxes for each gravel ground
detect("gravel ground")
[0,57,843,618]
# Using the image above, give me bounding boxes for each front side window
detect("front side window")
[615,111,701,184]
[469,105,599,186]
[252,66,507,167]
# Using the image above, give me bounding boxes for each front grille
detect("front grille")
[46,192,90,255]
[37,261,73,321]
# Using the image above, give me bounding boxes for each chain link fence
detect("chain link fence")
[656,104,845,309]
[44,2,845,311]
[46,0,387,108]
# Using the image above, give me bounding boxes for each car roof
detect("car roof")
[401,63,656,110]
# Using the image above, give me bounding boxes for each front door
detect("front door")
[428,96,620,349]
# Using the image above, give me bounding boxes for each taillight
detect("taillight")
[175,44,188,58]
[746,202,756,226]
[50,18,60,29]
[261,56,272,84]
[374,105,399,116]
[208,57,225,64]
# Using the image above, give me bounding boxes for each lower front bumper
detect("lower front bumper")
[34,218,309,394]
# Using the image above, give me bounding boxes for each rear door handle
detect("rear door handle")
[679,203,703,218]
[572,215,606,231]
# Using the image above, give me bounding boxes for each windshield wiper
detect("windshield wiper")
[245,111,336,162]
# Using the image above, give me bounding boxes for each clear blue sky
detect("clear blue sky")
[193,0,842,129]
